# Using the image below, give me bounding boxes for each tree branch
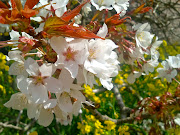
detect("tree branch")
[0,122,22,130]
[88,107,150,125]
[112,85,132,118]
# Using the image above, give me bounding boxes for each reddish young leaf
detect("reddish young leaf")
[46,24,104,39]
[0,16,6,24]
[105,13,131,27]
[139,7,153,14]
[24,0,39,9]
[21,5,38,18]
[10,0,23,11]
[43,0,102,39]
[0,1,8,9]
[133,3,145,14]
[61,0,90,22]
[44,16,68,31]
[127,3,146,15]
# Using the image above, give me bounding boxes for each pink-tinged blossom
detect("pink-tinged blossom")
[50,36,89,78]
[17,58,61,104]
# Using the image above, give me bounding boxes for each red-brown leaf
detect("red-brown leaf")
[105,13,131,26]
[61,0,90,22]
[24,0,39,9]
[10,0,23,11]
[0,1,8,9]
[139,7,153,14]
[46,24,103,39]
[44,16,68,31]
[21,5,39,18]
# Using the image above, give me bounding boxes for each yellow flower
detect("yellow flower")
[123,74,128,78]
[0,85,6,95]
[5,65,9,71]
[105,93,109,97]
[95,120,103,129]
[8,76,13,84]
[110,93,114,98]
[93,96,101,103]
[147,83,155,90]
[89,115,96,121]
[4,32,9,36]
[118,125,129,134]
[0,71,2,76]
[0,53,6,60]
[84,125,91,134]
[29,131,38,135]
[114,112,119,119]
[131,89,136,94]
[120,86,126,92]
[77,122,82,129]
[104,121,116,131]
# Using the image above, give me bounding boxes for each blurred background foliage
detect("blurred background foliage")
[0,0,180,134]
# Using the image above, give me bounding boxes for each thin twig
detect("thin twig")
[0,122,22,130]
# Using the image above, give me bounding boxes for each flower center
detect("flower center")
[30,72,47,85]
[89,49,97,59]
[63,47,77,61]
[137,32,145,41]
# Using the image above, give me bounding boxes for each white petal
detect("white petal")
[38,108,54,127]
[27,102,41,119]
[58,93,73,113]
[43,99,57,109]
[100,78,113,90]
[24,57,39,76]
[50,36,67,54]
[4,92,27,110]
[9,30,20,41]
[127,73,136,84]
[29,84,48,104]
[72,101,81,116]
[9,62,27,76]
[8,51,23,62]
[17,75,30,94]
[58,68,74,91]
[44,77,62,93]
[97,23,108,38]
[39,63,52,76]
[54,105,67,121]
[70,89,86,102]
[65,61,79,78]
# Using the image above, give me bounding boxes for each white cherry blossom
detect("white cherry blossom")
[84,23,119,90]
[157,61,177,82]
[4,92,28,110]
[134,23,154,49]
[91,0,129,16]
[17,58,61,104]
[50,36,89,78]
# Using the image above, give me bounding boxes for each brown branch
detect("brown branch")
[0,122,22,130]
[88,107,150,125]
[112,85,134,118]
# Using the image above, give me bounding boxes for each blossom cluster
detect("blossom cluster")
[5,23,119,126]
[0,0,179,127]
[157,55,180,82]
